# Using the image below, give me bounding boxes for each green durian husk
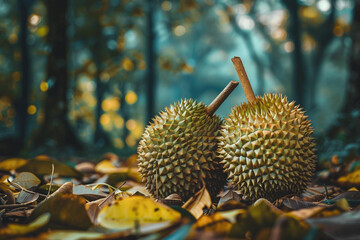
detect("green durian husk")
[218,93,317,202]
[138,99,227,201]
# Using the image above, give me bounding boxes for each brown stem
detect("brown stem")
[205,81,239,115]
[231,56,256,103]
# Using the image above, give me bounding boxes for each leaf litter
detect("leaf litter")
[0,153,360,239]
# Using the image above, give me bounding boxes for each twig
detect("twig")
[98,181,126,207]
[7,179,47,197]
[231,56,256,103]
[4,189,15,204]
[324,184,329,200]
[85,183,118,191]
[205,81,239,115]
[46,164,55,200]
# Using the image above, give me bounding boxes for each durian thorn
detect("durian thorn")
[155,167,159,199]
[205,80,239,116]
[231,56,256,103]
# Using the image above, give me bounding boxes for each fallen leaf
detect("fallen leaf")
[191,212,233,237]
[125,185,151,197]
[182,182,211,220]
[17,157,82,178]
[306,209,360,240]
[217,189,242,207]
[97,196,181,233]
[0,186,38,209]
[0,158,28,172]
[95,160,117,174]
[281,198,326,211]
[0,213,50,239]
[338,169,360,188]
[85,196,114,225]
[13,172,41,189]
[51,181,73,196]
[289,198,350,220]
[75,162,96,174]
[17,190,39,204]
[229,198,308,240]
[161,194,183,206]
[37,230,104,240]
[31,193,92,229]
[3,209,33,219]
[322,191,360,207]
[73,185,107,201]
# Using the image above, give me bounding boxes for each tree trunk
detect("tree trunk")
[343,2,360,112]
[93,16,110,148]
[283,0,305,106]
[33,0,82,150]
[17,0,32,149]
[146,1,155,123]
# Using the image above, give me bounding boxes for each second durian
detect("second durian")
[218,57,317,202]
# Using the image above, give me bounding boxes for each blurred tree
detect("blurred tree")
[33,0,82,150]
[344,1,360,113]
[225,0,337,109]
[146,0,155,123]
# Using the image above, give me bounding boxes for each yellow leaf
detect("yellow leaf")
[182,181,211,220]
[96,160,141,182]
[338,170,360,187]
[0,158,28,171]
[97,196,181,232]
[38,230,104,240]
[191,212,233,237]
[95,160,117,173]
[0,213,50,239]
[13,172,41,189]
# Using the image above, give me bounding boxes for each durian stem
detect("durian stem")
[205,81,239,116]
[231,57,256,103]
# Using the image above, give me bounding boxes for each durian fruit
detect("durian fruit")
[138,81,238,201]
[218,57,316,202]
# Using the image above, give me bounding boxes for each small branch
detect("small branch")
[205,80,239,115]
[231,57,256,103]
[98,181,126,207]
[8,179,47,197]
[46,164,55,200]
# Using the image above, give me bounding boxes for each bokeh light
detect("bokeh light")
[27,105,37,115]
[174,25,186,36]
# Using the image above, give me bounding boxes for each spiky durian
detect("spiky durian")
[218,94,316,202]
[138,99,227,201]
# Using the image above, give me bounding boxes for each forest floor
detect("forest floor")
[0,151,360,240]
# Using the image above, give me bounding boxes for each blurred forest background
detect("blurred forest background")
[0,0,359,162]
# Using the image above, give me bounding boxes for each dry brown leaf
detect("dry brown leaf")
[75,162,96,174]
[17,190,39,204]
[85,196,115,225]
[31,193,92,229]
[73,185,107,201]
[50,181,73,196]
[217,189,242,207]
[13,172,41,189]
[191,212,233,237]
[182,180,212,220]
[0,213,50,239]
